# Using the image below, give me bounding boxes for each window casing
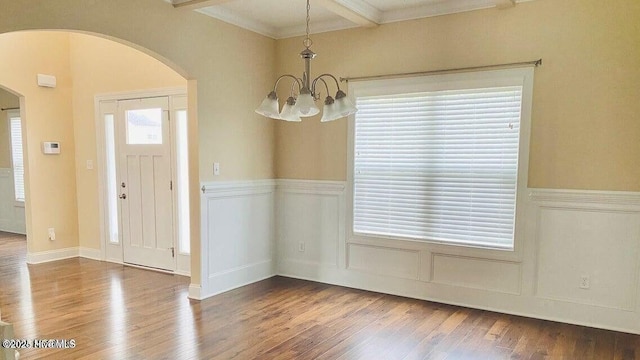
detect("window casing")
[348,68,534,250]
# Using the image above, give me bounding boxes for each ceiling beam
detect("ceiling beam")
[495,0,516,9]
[315,0,381,28]
[172,0,235,11]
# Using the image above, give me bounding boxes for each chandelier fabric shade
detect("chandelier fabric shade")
[255,0,357,122]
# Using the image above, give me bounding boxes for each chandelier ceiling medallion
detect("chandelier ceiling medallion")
[255,0,357,122]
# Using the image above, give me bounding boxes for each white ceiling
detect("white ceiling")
[170,0,532,39]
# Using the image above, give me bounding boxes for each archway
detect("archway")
[0,30,193,276]
[1,0,278,296]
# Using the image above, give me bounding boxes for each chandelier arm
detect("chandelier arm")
[311,73,342,96]
[273,74,303,92]
[316,78,330,100]
[288,81,300,96]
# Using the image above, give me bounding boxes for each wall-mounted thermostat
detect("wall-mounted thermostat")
[42,142,61,154]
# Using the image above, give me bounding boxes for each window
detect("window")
[125,108,163,145]
[104,113,119,244]
[350,68,533,250]
[8,111,25,203]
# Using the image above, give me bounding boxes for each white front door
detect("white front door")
[117,97,175,271]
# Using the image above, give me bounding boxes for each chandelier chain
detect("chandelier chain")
[304,0,313,49]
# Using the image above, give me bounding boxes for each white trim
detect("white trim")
[94,87,187,102]
[78,247,103,261]
[200,179,277,194]
[188,284,202,300]
[175,268,191,277]
[381,0,533,24]
[197,7,279,39]
[277,270,638,335]
[346,67,533,259]
[529,188,640,206]
[95,89,190,272]
[26,247,108,264]
[26,247,79,264]
[199,179,277,299]
[0,226,26,235]
[194,0,537,39]
[276,179,345,194]
[275,179,640,334]
[202,260,275,299]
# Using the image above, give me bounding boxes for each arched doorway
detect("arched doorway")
[0,30,192,274]
[1,0,278,297]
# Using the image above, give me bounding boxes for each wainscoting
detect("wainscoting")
[186,179,640,334]
[0,168,25,234]
[275,180,640,334]
[196,180,276,300]
[20,179,640,333]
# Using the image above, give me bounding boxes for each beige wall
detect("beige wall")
[275,0,640,192]
[69,33,186,250]
[0,32,79,251]
[0,89,19,168]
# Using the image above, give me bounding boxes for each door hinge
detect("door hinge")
[170,180,173,190]
[170,247,175,258]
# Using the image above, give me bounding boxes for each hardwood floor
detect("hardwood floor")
[1,232,639,359]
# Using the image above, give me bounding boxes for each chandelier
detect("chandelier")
[255,0,357,122]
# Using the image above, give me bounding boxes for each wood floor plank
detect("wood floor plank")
[1,232,640,359]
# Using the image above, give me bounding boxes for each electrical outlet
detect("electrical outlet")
[298,242,305,252]
[48,228,56,241]
[86,160,94,170]
[579,275,590,289]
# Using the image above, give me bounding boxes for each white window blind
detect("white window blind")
[353,83,524,249]
[9,115,25,202]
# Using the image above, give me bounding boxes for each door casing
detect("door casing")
[94,88,190,275]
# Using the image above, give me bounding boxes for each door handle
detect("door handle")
[119,194,127,199]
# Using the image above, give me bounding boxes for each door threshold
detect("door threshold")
[123,262,178,276]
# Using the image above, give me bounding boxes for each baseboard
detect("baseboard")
[201,260,275,299]
[188,284,202,300]
[26,247,79,264]
[277,261,640,335]
[0,224,26,235]
[79,247,103,261]
[175,269,191,277]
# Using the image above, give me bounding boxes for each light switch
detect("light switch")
[213,162,220,176]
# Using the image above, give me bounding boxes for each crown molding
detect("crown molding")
[197,7,279,39]
[381,0,531,24]
[194,0,537,40]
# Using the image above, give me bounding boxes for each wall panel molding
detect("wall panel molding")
[530,188,640,313]
[529,188,640,207]
[199,180,276,299]
[193,180,640,333]
[274,181,640,334]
